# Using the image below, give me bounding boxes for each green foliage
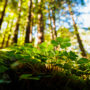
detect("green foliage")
[77,58,90,64]
[0,65,8,73]
[20,74,32,79]
[0,44,90,87]
[51,37,71,49]
[63,63,72,69]
[20,74,40,80]
[0,79,10,84]
[68,51,78,61]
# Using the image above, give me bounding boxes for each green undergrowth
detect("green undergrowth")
[0,37,90,90]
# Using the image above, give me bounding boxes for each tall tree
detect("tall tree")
[6,20,14,47]
[13,0,22,43]
[52,2,57,40]
[0,0,8,30]
[48,8,54,40]
[0,23,9,48]
[25,0,33,43]
[37,0,44,44]
[68,4,87,57]
[49,0,60,40]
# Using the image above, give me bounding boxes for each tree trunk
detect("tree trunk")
[0,0,8,30]
[25,0,32,43]
[52,1,57,40]
[48,7,54,40]
[0,33,5,48]
[6,20,13,47]
[69,5,87,57]
[37,0,44,44]
[52,10,57,40]
[0,30,8,48]
[13,0,22,43]
[0,20,10,48]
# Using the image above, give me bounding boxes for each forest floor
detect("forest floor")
[0,45,90,90]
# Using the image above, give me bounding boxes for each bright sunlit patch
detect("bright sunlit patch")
[10,13,14,16]
[33,4,35,8]
[21,12,23,16]
[38,33,42,37]
[0,7,3,11]
[38,14,41,18]
[2,22,7,30]
[38,0,41,3]
[0,49,12,52]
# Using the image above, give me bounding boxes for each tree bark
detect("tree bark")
[13,0,22,43]
[25,0,32,43]
[37,0,44,44]
[0,33,5,48]
[0,20,9,48]
[48,7,54,40]
[6,20,13,47]
[52,10,57,40]
[69,5,87,57]
[0,0,8,30]
[52,0,57,40]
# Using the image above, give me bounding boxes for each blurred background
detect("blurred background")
[0,0,90,57]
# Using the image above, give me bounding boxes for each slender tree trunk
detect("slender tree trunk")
[13,0,22,43]
[0,33,5,48]
[0,0,8,30]
[25,0,32,43]
[37,0,44,44]
[48,7,54,40]
[0,30,8,48]
[52,9,57,40]
[69,5,87,57]
[6,20,13,47]
[51,0,57,40]
[0,20,9,48]
[38,12,44,44]
[6,32,11,47]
